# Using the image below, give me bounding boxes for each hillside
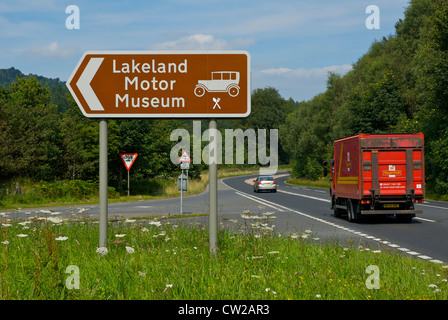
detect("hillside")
[0,67,70,113]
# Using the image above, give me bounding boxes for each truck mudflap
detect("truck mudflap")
[360,209,422,215]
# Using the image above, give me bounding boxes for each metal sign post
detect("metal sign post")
[209,119,218,254]
[119,153,138,196]
[99,119,108,248]
[180,169,184,215]
[178,151,191,215]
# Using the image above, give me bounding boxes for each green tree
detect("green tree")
[0,76,62,180]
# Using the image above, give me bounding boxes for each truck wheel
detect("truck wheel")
[347,200,359,222]
[332,197,342,218]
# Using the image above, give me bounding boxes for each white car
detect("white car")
[194,71,240,97]
[253,176,277,193]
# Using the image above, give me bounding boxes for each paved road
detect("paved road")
[223,174,448,264]
[3,172,448,264]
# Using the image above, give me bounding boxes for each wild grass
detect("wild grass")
[1,210,447,300]
[285,177,330,189]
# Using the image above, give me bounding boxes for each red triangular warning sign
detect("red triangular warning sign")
[178,150,191,163]
[119,153,138,170]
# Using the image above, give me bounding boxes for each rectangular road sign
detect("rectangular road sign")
[66,51,251,118]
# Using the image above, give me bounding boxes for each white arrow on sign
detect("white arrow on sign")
[76,57,104,111]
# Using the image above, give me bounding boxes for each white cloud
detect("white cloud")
[256,64,353,101]
[25,41,77,59]
[261,64,353,78]
[150,34,254,51]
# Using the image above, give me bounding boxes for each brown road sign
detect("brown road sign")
[66,51,251,118]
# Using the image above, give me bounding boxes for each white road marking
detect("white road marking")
[235,192,285,212]
[419,203,448,210]
[277,189,331,203]
[414,217,436,223]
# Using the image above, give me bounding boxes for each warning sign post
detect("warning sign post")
[119,153,138,196]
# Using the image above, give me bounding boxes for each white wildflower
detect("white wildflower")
[166,284,173,288]
[148,220,162,227]
[16,234,28,237]
[55,236,68,241]
[125,246,135,254]
[47,217,64,224]
[315,294,321,298]
[265,288,270,292]
[1,224,12,227]
[304,229,312,234]
[1,240,9,245]
[125,219,136,223]
[138,271,146,277]
[428,284,437,288]
[96,247,108,256]
[115,234,126,238]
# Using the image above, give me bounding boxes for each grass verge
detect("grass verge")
[285,177,330,189]
[1,212,447,300]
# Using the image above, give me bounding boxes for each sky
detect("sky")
[0,0,411,102]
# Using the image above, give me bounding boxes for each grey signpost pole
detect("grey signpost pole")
[99,119,108,248]
[180,169,183,215]
[127,169,130,197]
[209,119,218,254]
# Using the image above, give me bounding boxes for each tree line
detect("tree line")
[280,0,448,195]
[0,74,295,191]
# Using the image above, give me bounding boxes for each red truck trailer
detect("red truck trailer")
[330,133,424,222]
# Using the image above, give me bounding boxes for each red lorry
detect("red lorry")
[330,133,424,222]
